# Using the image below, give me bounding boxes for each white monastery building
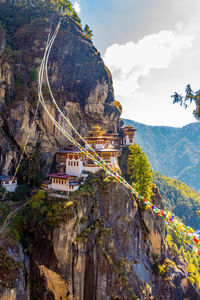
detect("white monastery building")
[46,125,136,192]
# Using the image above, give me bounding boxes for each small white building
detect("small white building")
[49,173,80,192]
[0,175,18,192]
[121,126,137,145]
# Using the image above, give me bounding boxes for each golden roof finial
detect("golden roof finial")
[93,124,101,131]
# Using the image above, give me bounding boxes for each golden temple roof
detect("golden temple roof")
[88,124,107,137]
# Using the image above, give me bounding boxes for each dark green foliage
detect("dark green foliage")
[84,24,93,39]
[0,187,6,200]
[17,142,46,188]
[15,73,25,86]
[0,0,82,46]
[128,143,153,201]
[0,200,10,225]
[123,119,200,191]
[8,184,30,202]
[9,190,73,251]
[172,84,200,119]
[153,172,200,229]
[29,68,38,82]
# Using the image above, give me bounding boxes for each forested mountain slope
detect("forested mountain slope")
[123,119,200,191]
[153,172,200,230]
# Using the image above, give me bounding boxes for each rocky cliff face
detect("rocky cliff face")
[0,15,120,174]
[1,172,199,300]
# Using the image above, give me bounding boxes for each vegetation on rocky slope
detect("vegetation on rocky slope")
[165,229,200,290]
[153,172,200,229]
[0,0,94,45]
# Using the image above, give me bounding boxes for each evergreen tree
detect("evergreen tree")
[128,143,153,200]
[172,84,200,119]
[84,24,93,39]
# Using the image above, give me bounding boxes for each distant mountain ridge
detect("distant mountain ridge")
[123,119,200,191]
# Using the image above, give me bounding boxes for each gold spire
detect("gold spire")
[93,124,101,131]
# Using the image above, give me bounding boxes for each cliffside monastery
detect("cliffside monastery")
[44,125,137,193]
[0,125,137,194]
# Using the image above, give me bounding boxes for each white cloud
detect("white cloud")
[174,22,183,31]
[73,1,81,14]
[103,30,194,98]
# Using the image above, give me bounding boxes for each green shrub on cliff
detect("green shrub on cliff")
[128,143,153,201]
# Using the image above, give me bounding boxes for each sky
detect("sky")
[72,0,200,127]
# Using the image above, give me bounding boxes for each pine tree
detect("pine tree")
[84,24,93,39]
[128,143,153,200]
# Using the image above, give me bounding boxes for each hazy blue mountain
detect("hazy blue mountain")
[123,119,200,191]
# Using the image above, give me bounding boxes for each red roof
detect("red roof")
[49,173,73,179]
[122,126,137,132]
[42,179,52,185]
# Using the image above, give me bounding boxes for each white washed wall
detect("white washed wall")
[65,159,83,177]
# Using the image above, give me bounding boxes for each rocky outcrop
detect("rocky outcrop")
[10,172,198,300]
[0,16,120,174]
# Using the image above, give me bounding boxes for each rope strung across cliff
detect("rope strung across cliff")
[39,21,134,191]
[37,18,200,256]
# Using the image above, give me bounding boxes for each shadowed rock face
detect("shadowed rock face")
[0,16,120,174]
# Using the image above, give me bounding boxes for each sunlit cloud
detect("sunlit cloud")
[73,1,81,14]
[103,30,194,98]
